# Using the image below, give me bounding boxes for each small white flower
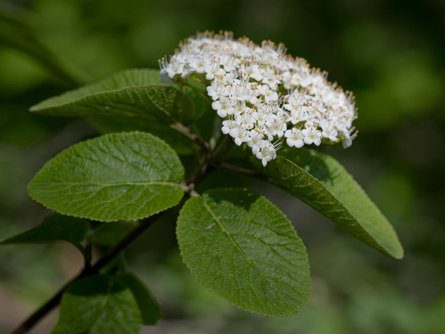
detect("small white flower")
[262,72,280,90]
[221,120,237,134]
[250,65,264,82]
[230,127,250,146]
[212,97,234,118]
[268,119,286,137]
[339,128,357,148]
[263,89,279,104]
[189,57,207,73]
[207,85,222,101]
[233,100,246,115]
[205,64,226,80]
[255,141,277,167]
[249,132,264,155]
[235,113,254,130]
[321,125,338,142]
[285,128,304,148]
[302,128,322,146]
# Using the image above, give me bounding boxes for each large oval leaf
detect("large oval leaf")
[87,115,199,155]
[176,188,311,316]
[252,148,403,259]
[52,275,141,334]
[30,69,196,124]
[28,132,184,222]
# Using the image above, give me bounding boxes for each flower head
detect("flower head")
[160,32,357,165]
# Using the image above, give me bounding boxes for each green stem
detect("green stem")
[213,162,259,176]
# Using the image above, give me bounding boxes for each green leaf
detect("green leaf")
[28,132,184,222]
[252,148,404,259]
[91,221,137,246]
[181,86,212,120]
[176,188,311,316]
[117,273,162,325]
[87,116,199,155]
[52,274,141,334]
[30,69,196,125]
[0,214,88,252]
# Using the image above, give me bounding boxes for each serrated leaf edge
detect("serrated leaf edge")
[176,190,311,316]
[272,154,403,259]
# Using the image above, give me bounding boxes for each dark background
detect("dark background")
[0,0,444,333]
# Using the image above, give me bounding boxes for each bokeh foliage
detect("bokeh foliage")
[0,0,444,333]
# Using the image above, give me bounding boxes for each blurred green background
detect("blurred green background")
[0,0,444,333]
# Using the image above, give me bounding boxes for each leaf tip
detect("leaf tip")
[390,244,404,260]
[29,102,43,112]
[379,237,404,260]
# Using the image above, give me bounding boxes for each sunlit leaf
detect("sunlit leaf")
[177,188,311,316]
[30,69,196,124]
[28,132,184,222]
[253,148,403,259]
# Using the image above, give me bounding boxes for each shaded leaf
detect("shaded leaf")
[28,132,184,222]
[87,116,199,155]
[30,69,196,124]
[52,275,141,334]
[181,86,211,120]
[177,188,311,316]
[91,221,137,246]
[252,148,403,259]
[117,273,162,325]
[0,214,87,252]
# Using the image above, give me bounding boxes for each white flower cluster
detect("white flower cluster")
[160,32,357,166]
